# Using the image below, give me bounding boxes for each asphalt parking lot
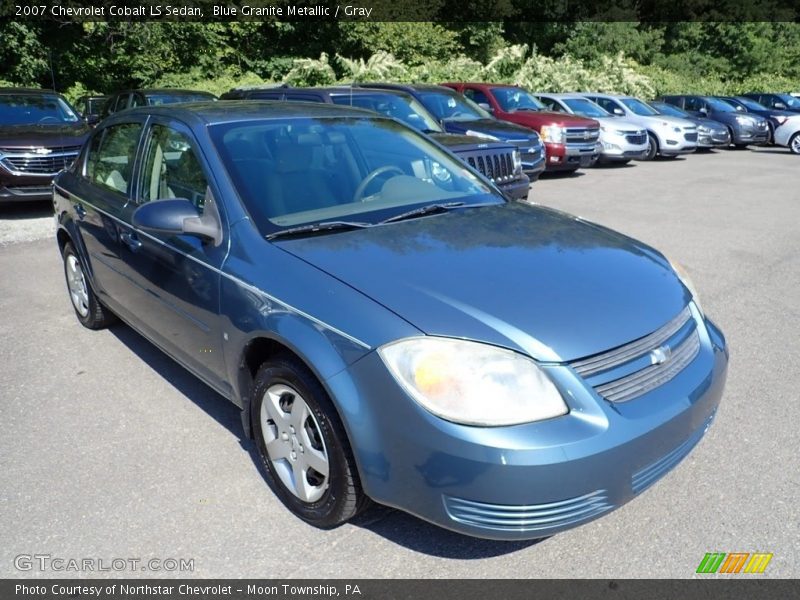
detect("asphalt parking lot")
[1,146,798,579]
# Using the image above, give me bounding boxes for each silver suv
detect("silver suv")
[534,93,648,164]
[581,93,698,161]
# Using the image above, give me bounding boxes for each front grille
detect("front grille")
[443,490,613,533]
[625,133,647,145]
[570,306,700,403]
[465,150,516,183]
[565,127,600,144]
[1,146,80,175]
[5,185,52,196]
[684,132,698,142]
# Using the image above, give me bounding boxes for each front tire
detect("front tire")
[789,132,800,155]
[252,356,369,528]
[62,242,116,329]
[643,133,658,161]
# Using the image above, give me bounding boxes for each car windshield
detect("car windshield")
[733,97,766,111]
[562,98,609,118]
[775,93,800,109]
[330,93,441,132]
[0,94,80,125]
[86,98,107,115]
[491,88,545,112]
[147,93,216,105]
[705,97,736,112]
[210,116,499,235]
[652,102,689,118]
[416,90,490,122]
[619,98,659,116]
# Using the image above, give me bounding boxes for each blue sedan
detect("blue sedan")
[53,101,727,540]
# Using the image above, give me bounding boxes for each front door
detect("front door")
[115,118,230,391]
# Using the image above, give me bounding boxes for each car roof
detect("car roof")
[362,83,454,92]
[0,87,65,96]
[535,92,594,100]
[114,88,215,96]
[116,100,379,125]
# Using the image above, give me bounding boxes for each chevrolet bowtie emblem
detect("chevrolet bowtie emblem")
[33,147,52,155]
[650,346,672,365]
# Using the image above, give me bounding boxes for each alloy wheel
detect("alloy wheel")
[66,254,90,317]
[259,384,330,503]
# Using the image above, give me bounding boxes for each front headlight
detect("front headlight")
[668,258,704,316]
[697,125,710,134]
[735,115,753,125]
[379,337,568,426]
[673,126,682,133]
[512,148,522,171]
[540,125,564,144]
[465,130,499,141]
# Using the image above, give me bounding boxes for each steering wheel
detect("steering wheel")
[353,166,405,202]
[38,116,60,123]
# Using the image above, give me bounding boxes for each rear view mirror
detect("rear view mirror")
[775,102,787,109]
[478,102,493,113]
[613,108,624,116]
[698,107,708,115]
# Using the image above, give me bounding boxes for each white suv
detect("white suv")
[582,93,698,161]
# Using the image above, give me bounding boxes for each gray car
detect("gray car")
[648,101,731,149]
[659,95,769,148]
[581,93,698,161]
[534,93,648,164]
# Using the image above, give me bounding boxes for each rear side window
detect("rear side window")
[85,123,143,196]
[139,124,208,212]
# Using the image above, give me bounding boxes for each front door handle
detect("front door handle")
[119,230,142,252]
[75,204,86,220]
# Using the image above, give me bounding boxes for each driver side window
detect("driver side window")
[139,124,208,212]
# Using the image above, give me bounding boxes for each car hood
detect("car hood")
[429,132,511,153]
[0,123,90,148]
[442,118,540,143]
[635,114,696,130]
[696,117,728,131]
[274,202,689,362]
[595,117,644,131]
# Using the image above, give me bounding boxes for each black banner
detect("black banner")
[3,580,800,600]
[2,0,800,22]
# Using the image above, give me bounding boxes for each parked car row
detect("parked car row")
[2,83,799,206]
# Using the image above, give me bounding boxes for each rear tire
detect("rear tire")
[62,242,116,330]
[643,133,658,161]
[251,356,370,528]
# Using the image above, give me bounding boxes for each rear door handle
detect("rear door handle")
[119,230,142,252]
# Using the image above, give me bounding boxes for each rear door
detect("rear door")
[70,118,147,315]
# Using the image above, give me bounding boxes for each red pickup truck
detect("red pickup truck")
[442,83,601,173]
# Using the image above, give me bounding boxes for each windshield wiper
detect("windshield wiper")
[379,202,466,224]
[266,220,372,241]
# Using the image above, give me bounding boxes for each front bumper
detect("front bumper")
[497,176,530,201]
[544,141,599,171]
[0,181,53,203]
[329,315,727,540]
[732,125,770,146]
[697,130,731,148]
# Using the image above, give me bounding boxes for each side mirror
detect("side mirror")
[132,192,222,246]
[775,102,787,109]
[86,114,100,126]
[478,102,493,113]
[613,107,624,116]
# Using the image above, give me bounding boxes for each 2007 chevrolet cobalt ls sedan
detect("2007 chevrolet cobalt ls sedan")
[53,102,727,540]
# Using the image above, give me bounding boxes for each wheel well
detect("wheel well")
[237,337,316,438]
[56,229,71,254]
